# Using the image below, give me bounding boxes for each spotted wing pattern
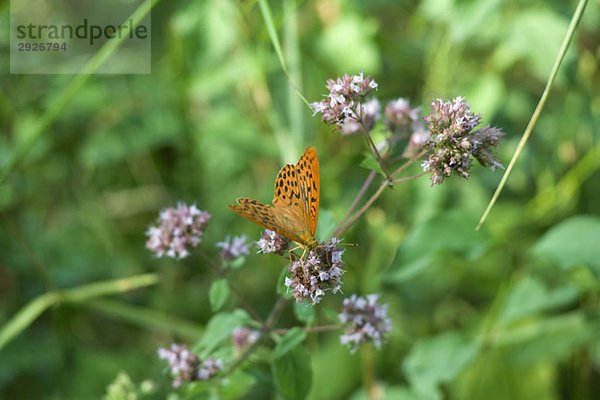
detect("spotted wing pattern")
[228,198,304,244]
[295,147,320,235]
[229,146,320,249]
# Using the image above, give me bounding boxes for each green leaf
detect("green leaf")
[498,277,579,326]
[532,215,600,275]
[322,308,340,324]
[272,346,312,400]
[196,309,252,357]
[209,279,230,312]
[403,331,481,400]
[315,208,336,243]
[274,327,307,359]
[229,256,246,269]
[360,154,385,177]
[388,209,490,282]
[495,312,592,366]
[293,301,315,324]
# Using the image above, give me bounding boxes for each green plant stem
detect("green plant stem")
[258,0,309,107]
[362,345,376,400]
[86,298,204,341]
[333,170,377,235]
[335,180,388,237]
[225,295,288,376]
[273,324,340,335]
[333,150,426,237]
[197,249,263,324]
[392,172,428,183]
[0,273,158,351]
[476,0,589,230]
[360,123,392,183]
[0,0,160,184]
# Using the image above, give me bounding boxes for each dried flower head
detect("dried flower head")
[401,120,430,159]
[197,357,223,381]
[339,294,392,353]
[311,73,379,134]
[384,98,421,135]
[157,344,222,388]
[377,97,427,156]
[422,97,504,185]
[256,229,290,255]
[217,235,250,261]
[284,237,346,305]
[146,202,211,259]
[232,326,260,353]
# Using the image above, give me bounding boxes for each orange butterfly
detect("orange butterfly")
[229,146,320,251]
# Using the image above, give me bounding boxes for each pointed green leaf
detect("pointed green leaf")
[209,279,230,312]
[274,327,307,359]
[272,346,312,400]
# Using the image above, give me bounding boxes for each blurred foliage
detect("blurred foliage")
[1,0,600,399]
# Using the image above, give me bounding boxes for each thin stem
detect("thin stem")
[392,172,428,183]
[362,346,376,400]
[333,149,428,237]
[273,324,341,335]
[360,123,392,183]
[263,295,287,330]
[197,249,263,324]
[333,170,377,236]
[390,149,427,179]
[334,181,388,237]
[476,0,589,230]
[224,295,288,376]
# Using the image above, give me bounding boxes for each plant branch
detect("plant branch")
[334,180,388,237]
[225,296,288,376]
[392,172,428,183]
[197,249,263,324]
[360,123,392,183]
[333,170,377,236]
[273,324,341,335]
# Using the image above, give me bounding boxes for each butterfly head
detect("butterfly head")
[300,234,319,251]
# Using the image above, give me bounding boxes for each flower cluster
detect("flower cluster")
[146,202,211,259]
[378,97,429,157]
[422,97,505,185]
[231,326,260,353]
[339,294,392,353]
[157,344,223,388]
[256,229,290,255]
[311,73,378,134]
[217,235,250,261]
[384,97,421,134]
[284,238,346,305]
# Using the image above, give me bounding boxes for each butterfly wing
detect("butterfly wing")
[295,146,320,236]
[228,198,305,244]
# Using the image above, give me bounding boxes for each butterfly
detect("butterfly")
[229,146,320,251]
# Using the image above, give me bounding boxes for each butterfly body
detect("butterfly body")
[229,147,320,251]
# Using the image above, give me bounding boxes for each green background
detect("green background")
[1,0,600,398]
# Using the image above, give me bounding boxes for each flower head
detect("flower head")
[157,344,222,388]
[217,235,250,261]
[377,97,427,156]
[232,326,260,353]
[339,294,391,353]
[284,238,346,305]
[311,73,379,134]
[384,98,421,135]
[146,202,211,259]
[256,229,290,255]
[422,97,504,185]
